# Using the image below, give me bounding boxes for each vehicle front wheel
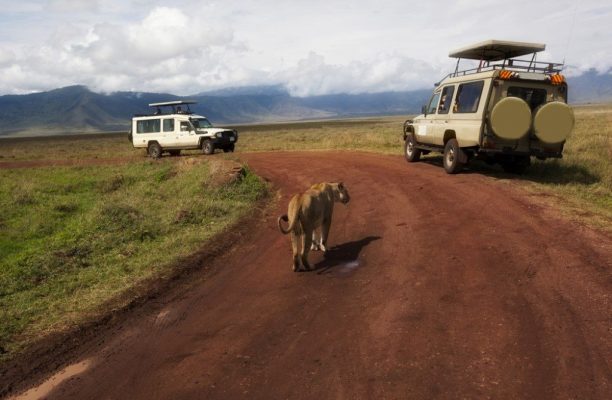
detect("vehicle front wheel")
[443,138,465,174]
[223,144,235,153]
[404,134,421,162]
[148,142,162,159]
[201,140,214,155]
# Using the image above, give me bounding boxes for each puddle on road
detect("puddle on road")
[338,260,360,273]
[10,359,93,400]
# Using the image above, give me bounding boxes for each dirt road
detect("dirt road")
[7,151,612,399]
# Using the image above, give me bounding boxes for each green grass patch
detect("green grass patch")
[0,159,267,358]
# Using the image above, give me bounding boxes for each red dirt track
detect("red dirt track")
[6,151,612,399]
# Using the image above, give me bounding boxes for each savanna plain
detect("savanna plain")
[0,104,610,397]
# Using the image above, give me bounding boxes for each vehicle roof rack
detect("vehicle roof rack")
[136,100,198,116]
[148,100,197,107]
[437,39,563,84]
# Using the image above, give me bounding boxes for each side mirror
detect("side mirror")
[421,105,428,116]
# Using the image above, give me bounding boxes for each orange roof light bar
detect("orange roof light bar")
[498,70,516,80]
[550,74,565,85]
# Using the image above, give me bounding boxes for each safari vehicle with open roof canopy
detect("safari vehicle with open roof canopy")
[129,100,238,158]
[403,40,574,174]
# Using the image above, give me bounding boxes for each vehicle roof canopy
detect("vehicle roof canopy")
[149,100,197,107]
[449,40,546,61]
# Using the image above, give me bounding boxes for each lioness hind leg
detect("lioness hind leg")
[320,218,331,252]
[301,229,313,270]
[311,229,321,251]
[290,232,301,271]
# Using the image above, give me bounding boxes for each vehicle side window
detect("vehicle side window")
[454,81,484,113]
[438,86,455,114]
[507,87,547,110]
[163,119,174,132]
[136,119,161,134]
[427,92,441,114]
[180,121,191,132]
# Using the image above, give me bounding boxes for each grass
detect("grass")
[0,158,267,358]
[238,117,404,154]
[236,108,611,228]
[0,105,609,358]
[517,104,612,226]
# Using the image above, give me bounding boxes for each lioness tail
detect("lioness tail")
[278,214,291,234]
[278,197,300,234]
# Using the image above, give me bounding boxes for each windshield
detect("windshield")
[190,118,213,129]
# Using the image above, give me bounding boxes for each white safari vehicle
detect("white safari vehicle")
[403,40,574,174]
[129,100,238,158]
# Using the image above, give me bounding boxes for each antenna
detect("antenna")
[562,4,578,71]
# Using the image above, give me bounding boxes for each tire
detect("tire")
[147,142,162,159]
[223,144,235,153]
[501,156,531,174]
[168,150,181,156]
[404,134,421,162]
[201,140,214,155]
[443,138,465,174]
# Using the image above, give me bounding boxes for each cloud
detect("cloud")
[0,6,246,94]
[0,0,610,95]
[281,52,441,97]
[45,0,101,12]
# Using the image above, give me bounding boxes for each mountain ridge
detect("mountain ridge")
[0,69,609,137]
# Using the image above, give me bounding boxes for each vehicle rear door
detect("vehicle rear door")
[162,118,179,147]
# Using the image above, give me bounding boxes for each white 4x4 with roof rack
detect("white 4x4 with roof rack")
[403,40,574,174]
[129,100,238,158]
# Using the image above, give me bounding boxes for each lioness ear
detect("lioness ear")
[338,182,344,189]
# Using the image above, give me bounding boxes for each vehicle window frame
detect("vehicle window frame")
[427,92,441,115]
[506,86,548,111]
[454,80,485,114]
[180,121,191,132]
[136,118,161,134]
[438,85,455,115]
[162,118,175,132]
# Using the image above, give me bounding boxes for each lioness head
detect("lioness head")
[332,182,350,204]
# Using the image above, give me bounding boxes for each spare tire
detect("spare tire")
[533,101,574,144]
[490,97,532,140]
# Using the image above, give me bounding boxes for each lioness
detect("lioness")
[278,182,350,271]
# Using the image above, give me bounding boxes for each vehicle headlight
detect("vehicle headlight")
[216,132,222,138]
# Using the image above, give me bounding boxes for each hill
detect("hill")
[0,85,430,137]
[0,68,609,137]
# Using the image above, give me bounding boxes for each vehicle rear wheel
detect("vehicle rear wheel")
[147,142,162,159]
[443,138,465,174]
[404,134,421,162]
[201,140,214,155]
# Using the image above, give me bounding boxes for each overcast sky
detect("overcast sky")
[0,0,610,96]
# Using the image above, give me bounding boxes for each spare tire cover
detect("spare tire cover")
[533,101,574,144]
[490,97,532,140]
